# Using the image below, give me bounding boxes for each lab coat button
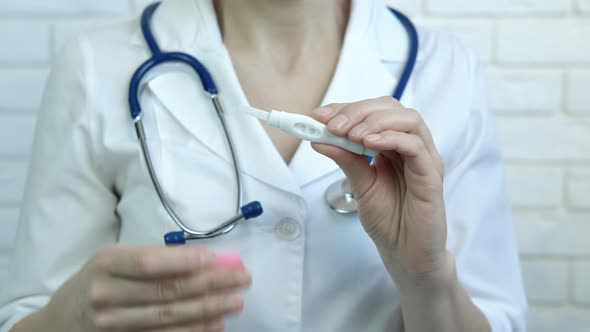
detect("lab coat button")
[275,218,301,241]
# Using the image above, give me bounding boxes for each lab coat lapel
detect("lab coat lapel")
[290,0,420,187]
[147,57,303,199]
[143,0,302,197]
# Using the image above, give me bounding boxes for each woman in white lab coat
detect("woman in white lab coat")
[1,0,527,331]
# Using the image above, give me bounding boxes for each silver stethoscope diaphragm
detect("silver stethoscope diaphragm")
[326,178,358,214]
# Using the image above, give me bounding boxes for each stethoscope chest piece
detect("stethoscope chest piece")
[326,178,358,214]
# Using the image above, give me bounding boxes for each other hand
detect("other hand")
[45,245,251,332]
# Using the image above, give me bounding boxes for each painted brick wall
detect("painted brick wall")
[0,0,589,330]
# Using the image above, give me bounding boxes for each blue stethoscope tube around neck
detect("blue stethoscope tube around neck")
[388,7,418,101]
[130,2,418,243]
[129,2,262,244]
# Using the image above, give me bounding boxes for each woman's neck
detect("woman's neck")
[214,0,350,73]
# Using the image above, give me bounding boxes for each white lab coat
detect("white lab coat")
[0,0,527,331]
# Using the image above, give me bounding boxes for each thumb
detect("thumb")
[311,143,375,197]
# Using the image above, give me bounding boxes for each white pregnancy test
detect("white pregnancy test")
[241,105,378,157]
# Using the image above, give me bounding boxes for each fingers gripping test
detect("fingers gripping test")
[242,105,379,158]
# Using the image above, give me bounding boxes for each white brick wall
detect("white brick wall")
[579,0,590,12]
[573,261,590,305]
[427,0,574,15]
[515,212,590,256]
[489,69,562,114]
[567,70,590,115]
[498,19,590,64]
[1,0,589,330]
[0,68,49,110]
[567,169,590,210]
[0,21,50,63]
[506,167,563,207]
[0,209,19,253]
[522,259,569,304]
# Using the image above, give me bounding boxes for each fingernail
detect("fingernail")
[365,134,382,142]
[313,107,334,117]
[213,251,244,269]
[349,123,367,138]
[328,115,349,131]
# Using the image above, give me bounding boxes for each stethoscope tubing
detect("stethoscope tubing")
[388,7,418,101]
[130,2,246,240]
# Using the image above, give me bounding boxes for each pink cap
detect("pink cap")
[212,251,244,269]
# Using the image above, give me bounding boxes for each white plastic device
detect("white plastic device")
[241,105,378,157]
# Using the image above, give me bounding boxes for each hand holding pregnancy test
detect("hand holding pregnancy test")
[241,105,379,157]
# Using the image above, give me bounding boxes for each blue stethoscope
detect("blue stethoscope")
[129,2,418,245]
